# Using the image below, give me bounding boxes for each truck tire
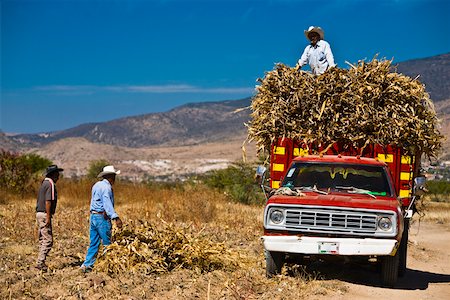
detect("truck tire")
[380,250,399,287]
[398,219,409,277]
[266,250,284,278]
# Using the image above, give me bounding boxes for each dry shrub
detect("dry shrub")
[247,58,443,157]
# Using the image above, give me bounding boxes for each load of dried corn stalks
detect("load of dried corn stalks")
[246,58,443,157]
[95,221,242,275]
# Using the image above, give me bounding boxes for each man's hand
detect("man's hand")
[114,217,123,228]
[44,217,52,228]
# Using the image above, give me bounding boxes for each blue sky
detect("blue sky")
[1,0,449,134]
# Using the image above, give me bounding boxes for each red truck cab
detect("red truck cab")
[261,138,422,287]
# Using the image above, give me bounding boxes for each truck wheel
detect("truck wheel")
[398,219,410,277]
[380,250,399,287]
[266,250,284,278]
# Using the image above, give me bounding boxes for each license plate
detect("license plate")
[318,242,339,254]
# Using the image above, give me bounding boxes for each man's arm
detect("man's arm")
[324,41,335,68]
[297,45,310,69]
[45,200,52,227]
[43,180,53,227]
[102,188,122,228]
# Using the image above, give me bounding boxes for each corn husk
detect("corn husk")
[95,221,242,275]
[246,58,443,158]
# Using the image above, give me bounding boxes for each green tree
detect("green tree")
[201,162,264,205]
[21,153,52,174]
[0,150,33,194]
[87,159,110,179]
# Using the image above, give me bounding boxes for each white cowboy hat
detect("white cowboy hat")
[304,26,324,40]
[97,165,121,178]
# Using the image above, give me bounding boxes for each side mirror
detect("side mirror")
[413,176,427,196]
[256,165,273,201]
[256,165,267,177]
[255,165,267,185]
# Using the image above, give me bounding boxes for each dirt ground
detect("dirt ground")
[1,195,449,299]
[312,221,450,300]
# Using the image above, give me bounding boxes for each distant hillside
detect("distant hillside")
[4,98,252,149]
[0,132,22,151]
[396,53,450,101]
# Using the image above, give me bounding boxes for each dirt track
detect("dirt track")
[314,221,450,300]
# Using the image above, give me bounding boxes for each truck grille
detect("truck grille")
[285,208,377,233]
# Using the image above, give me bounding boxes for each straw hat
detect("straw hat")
[97,165,121,178]
[304,26,324,40]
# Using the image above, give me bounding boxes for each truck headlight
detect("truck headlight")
[378,217,392,231]
[269,209,285,224]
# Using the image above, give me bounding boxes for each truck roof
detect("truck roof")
[291,155,387,166]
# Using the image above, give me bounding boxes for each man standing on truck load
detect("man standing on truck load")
[35,164,63,271]
[80,165,123,273]
[297,26,335,75]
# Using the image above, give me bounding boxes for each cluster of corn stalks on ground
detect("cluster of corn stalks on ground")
[96,221,243,275]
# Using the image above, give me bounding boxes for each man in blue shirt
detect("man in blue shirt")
[297,26,336,75]
[80,165,123,272]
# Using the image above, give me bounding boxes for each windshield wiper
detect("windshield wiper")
[296,185,328,195]
[335,186,376,199]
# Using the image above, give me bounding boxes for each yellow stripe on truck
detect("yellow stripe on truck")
[273,146,285,155]
[401,156,413,164]
[272,181,280,189]
[400,172,412,181]
[272,163,285,172]
[399,189,411,198]
[377,154,394,163]
[293,148,309,157]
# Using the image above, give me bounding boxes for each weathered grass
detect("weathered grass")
[416,197,450,223]
[0,179,348,299]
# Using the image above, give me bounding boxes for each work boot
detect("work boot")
[35,263,48,272]
[80,265,93,273]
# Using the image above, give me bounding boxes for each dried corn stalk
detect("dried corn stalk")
[247,58,443,158]
[95,221,243,275]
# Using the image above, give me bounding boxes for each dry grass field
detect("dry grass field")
[1,179,449,299]
[1,180,349,300]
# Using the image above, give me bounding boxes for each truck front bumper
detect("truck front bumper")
[262,235,398,256]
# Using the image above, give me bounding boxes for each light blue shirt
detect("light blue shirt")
[298,40,335,75]
[90,179,118,219]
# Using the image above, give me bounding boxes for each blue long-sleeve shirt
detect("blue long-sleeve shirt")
[90,179,118,219]
[298,40,335,75]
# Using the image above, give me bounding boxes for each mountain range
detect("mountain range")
[3,98,251,149]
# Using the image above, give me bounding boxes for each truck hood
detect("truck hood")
[267,193,400,212]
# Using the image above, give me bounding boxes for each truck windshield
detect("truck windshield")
[282,162,393,197]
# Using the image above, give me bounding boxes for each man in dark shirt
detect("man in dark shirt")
[35,164,63,271]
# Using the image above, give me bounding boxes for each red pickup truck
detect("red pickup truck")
[260,138,424,287]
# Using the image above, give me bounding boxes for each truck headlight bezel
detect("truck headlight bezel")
[269,209,285,225]
[377,216,393,231]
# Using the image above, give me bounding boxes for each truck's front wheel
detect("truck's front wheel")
[380,250,399,287]
[266,250,284,278]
